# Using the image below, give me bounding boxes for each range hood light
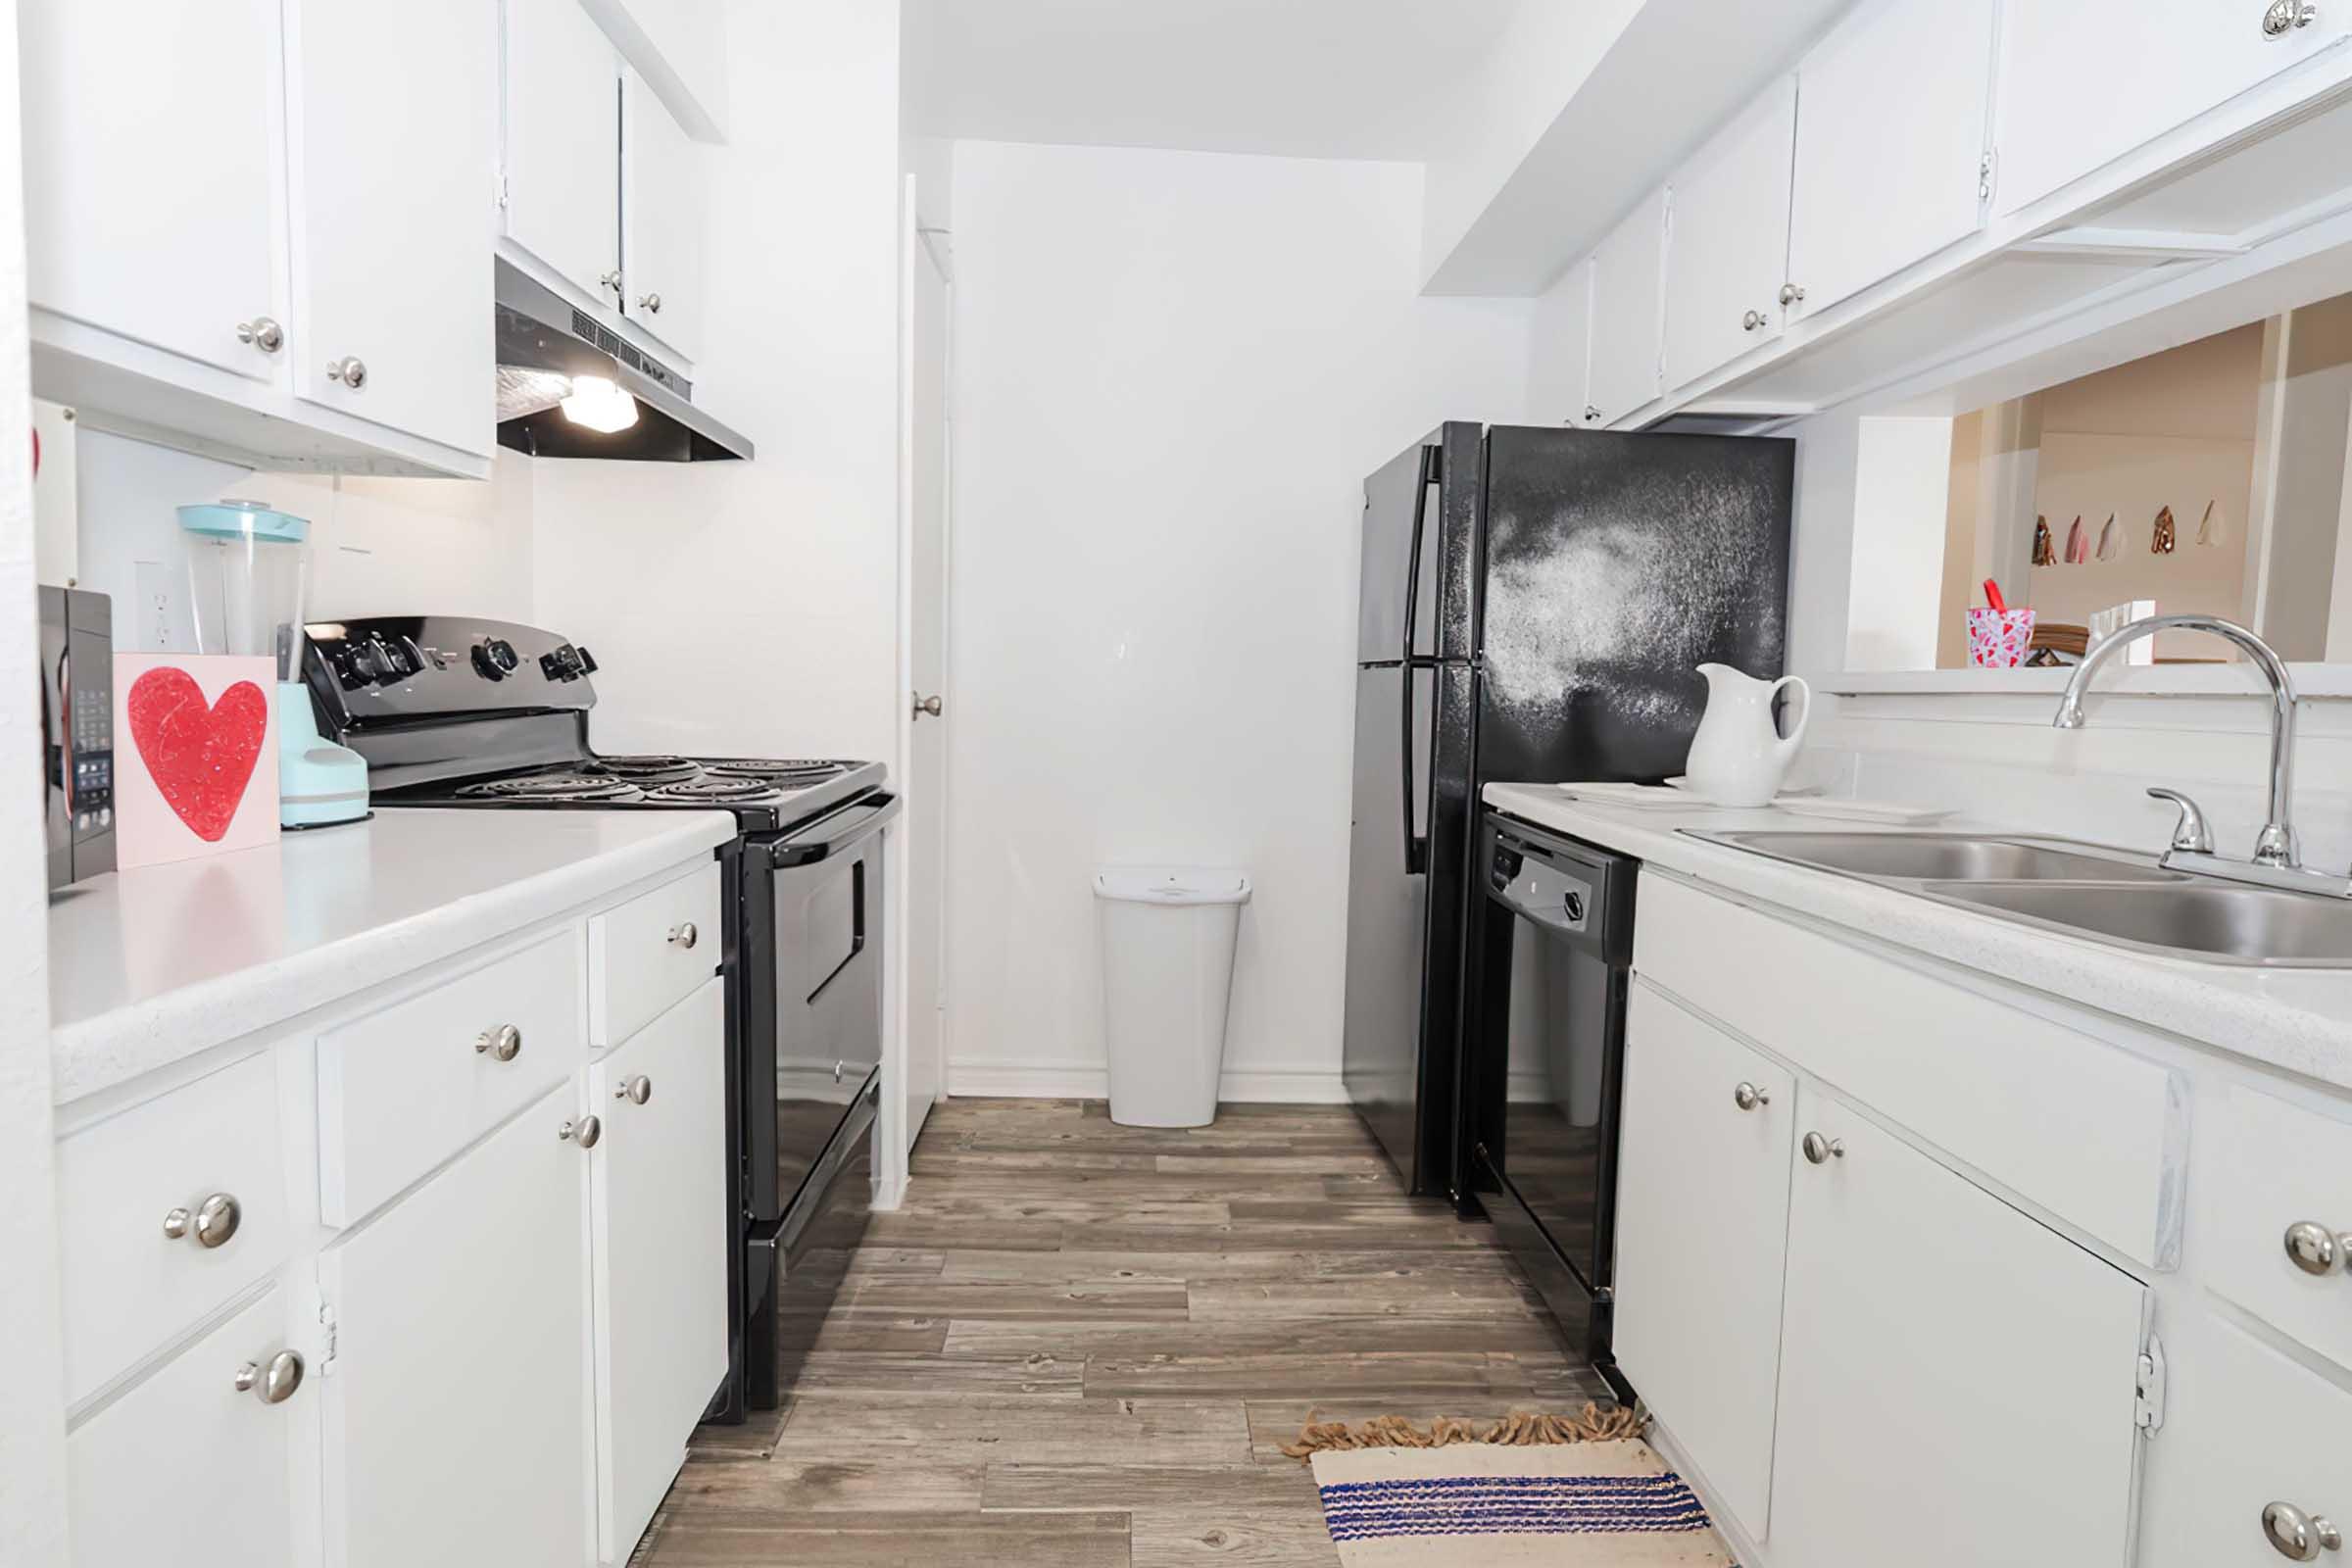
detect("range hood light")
[560,373,640,434]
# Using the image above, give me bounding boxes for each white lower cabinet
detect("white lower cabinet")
[2156,1318,2352,1566]
[1767,1096,2149,1568]
[318,1079,595,1568]
[69,1285,308,1568]
[589,978,729,1563]
[1613,984,1792,1544]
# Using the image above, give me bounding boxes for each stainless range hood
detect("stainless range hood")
[493,259,753,462]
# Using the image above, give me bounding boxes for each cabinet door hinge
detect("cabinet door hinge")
[2134,1334,2167,1434]
[1977,150,1996,204]
[318,1298,340,1378]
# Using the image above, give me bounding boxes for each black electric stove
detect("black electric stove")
[304,614,899,1422]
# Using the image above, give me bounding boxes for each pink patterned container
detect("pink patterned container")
[1967,608,2036,668]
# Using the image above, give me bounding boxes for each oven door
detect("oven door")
[767,792,901,1215]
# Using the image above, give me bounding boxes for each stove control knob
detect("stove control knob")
[488,638,520,673]
[574,645,598,674]
[349,643,384,683]
[470,642,506,681]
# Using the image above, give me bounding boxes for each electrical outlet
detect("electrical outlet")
[132,560,196,652]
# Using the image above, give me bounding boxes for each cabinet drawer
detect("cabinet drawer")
[69,1285,303,1568]
[318,928,584,1225]
[2155,1319,2352,1567]
[1635,873,2187,1267]
[58,1051,290,1406]
[2204,1083,2352,1374]
[590,860,720,1048]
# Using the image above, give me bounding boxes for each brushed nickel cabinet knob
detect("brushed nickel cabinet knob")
[164,1193,241,1247]
[601,270,623,292]
[1778,283,1806,307]
[2285,1221,2347,1277]
[614,1075,652,1105]
[667,922,698,950]
[476,1023,523,1061]
[2264,1,2321,37]
[637,291,662,314]
[326,356,367,389]
[560,1114,603,1150]
[2264,1500,2341,1559]
[1742,309,1767,331]
[235,316,283,352]
[1733,1082,1769,1111]
[233,1350,304,1404]
[1801,1131,1845,1165]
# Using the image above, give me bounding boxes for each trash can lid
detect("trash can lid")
[1093,866,1251,906]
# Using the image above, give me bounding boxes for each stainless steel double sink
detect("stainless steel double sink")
[1690,830,2352,967]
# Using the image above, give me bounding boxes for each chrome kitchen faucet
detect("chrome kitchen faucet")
[2053,613,2349,896]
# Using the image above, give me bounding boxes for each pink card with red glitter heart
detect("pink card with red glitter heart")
[113,654,279,870]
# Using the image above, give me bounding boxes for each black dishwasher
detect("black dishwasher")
[1458,811,1638,1397]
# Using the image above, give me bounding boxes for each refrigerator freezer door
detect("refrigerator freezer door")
[1476,427,1793,786]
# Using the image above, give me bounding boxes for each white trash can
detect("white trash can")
[1094,866,1251,1128]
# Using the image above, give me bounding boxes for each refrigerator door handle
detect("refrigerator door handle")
[1398,445,1439,876]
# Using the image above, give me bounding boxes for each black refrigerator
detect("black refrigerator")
[1342,423,1794,1195]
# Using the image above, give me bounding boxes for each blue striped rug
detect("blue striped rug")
[1308,1441,1736,1564]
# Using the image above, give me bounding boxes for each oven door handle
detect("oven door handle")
[768,793,903,868]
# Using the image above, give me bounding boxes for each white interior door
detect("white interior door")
[904,181,953,1148]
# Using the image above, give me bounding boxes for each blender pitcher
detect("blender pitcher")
[177,500,369,828]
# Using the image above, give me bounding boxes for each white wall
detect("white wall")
[532,0,905,765]
[942,139,1530,1100]
[0,0,72,1544]
[1844,416,1958,671]
[66,429,537,652]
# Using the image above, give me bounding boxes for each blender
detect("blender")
[177,500,369,828]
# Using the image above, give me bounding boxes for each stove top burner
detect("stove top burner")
[698,759,849,781]
[650,776,786,803]
[456,773,645,803]
[584,755,699,784]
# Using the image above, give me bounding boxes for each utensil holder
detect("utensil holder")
[1967,608,2036,668]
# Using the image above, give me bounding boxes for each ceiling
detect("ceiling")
[902,0,1528,162]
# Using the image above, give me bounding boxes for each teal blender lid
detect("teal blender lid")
[176,499,310,542]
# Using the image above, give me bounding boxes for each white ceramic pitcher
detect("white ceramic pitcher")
[1685,663,1811,808]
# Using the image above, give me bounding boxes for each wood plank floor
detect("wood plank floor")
[637,1099,1605,1566]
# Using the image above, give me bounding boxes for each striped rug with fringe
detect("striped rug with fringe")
[1307,1441,1737,1565]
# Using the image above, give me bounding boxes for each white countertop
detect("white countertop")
[48,808,737,1104]
[1485,782,2352,1094]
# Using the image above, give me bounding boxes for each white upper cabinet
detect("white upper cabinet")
[1527,260,1592,425]
[1767,1098,2149,1568]
[1662,77,1798,392]
[1995,0,2351,220]
[1587,190,1667,426]
[504,0,623,304]
[1785,0,1997,318]
[21,0,284,381]
[622,70,708,364]
[288,0,498,458]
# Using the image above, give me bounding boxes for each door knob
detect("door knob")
[2264,1501,2342,1559]
[2285,1221,2348,1277]
[559,1114,603,1149]
[233,1350,304,1404]
[1778,283,1806,308]
[326,357,367,389]
[912,692,944,719]
[476,1023,523,1061]
[2264,1,2321,37]
[1733,1082,1770,1111]
[637,292,662,314]
[235,316,283,352]
[667,921,699,950]
[614,1075,653,1104]
[1801,1131,1845,1164]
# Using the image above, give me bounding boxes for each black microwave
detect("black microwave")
[40,584,114,889]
